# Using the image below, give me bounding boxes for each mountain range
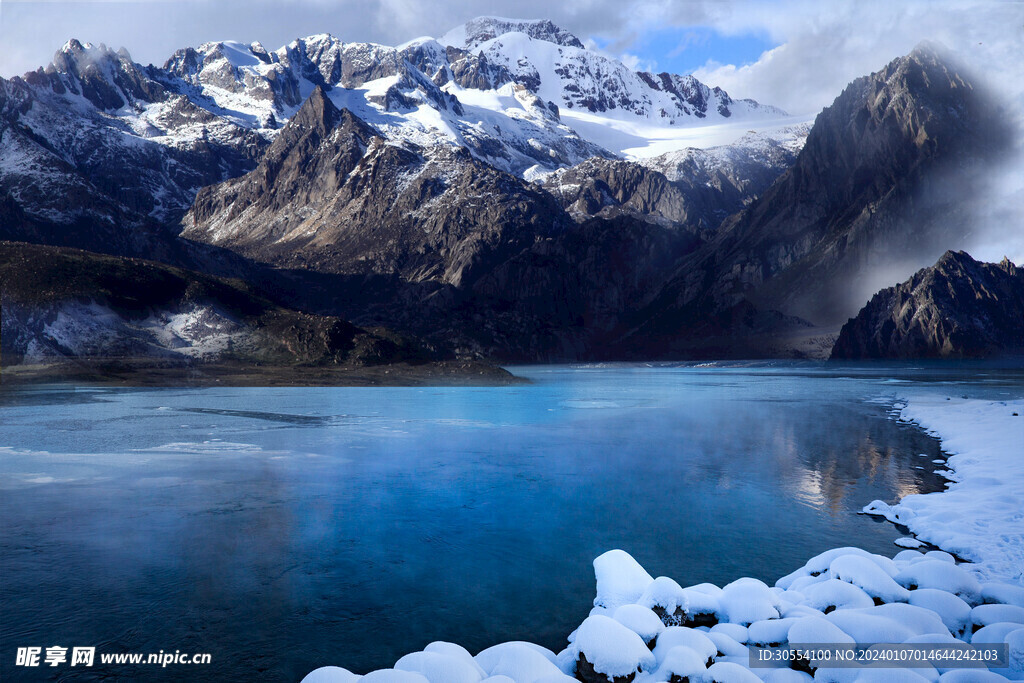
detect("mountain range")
[0,18,1018,372]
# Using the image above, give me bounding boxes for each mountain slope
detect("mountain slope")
[0,42,266,255]
[0,242,529,390]
[617,42,1012,358]
[831,251,1024,359]
[543,126,807,232]
[181,88,573,289]
[712,42,1008,324]
[0,241,430,367]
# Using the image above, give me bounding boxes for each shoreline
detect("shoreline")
[0,359,526,388]
[862,395,1024,585]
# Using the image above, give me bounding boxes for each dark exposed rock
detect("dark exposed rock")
[831,251,1024,359]
[444,46,514,90]
[415,215,704,361]
[651,605,718,629]
[617,42,1012,358]
[187,86,378,236]
[718,42,1009,325]
[0,241,440,370]
[544,134,800,234]
[183,91,571,290]
[546,159,706,229]
[46,40,166,110]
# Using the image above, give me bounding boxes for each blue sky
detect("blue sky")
[593,26,778,76]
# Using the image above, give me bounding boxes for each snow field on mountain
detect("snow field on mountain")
[559,107,810,159]
[16,302,244,361]
[303,396,1024,682]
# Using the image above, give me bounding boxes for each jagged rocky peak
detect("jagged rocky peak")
[289,84,342,131]
[185,87,380,236]
[858,40,990,146]
[704,41,1007,324]
[182,83,573,290]
[636,72,730,119]
[436,16,784,123]
[446,17,586,50]
[38,38,163,109]
[831,250,1024,359]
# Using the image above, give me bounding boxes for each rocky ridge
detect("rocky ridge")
[831,250,1024,359]
[0,17,789,261]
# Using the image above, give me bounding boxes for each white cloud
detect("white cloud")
[617,52,656,73]
[691,1,1024,116]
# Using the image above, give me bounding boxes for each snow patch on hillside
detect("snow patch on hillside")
[18,302,246,361]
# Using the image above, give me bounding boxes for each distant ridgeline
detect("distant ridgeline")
[0,17,1016,364]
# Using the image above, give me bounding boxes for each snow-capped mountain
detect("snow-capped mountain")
[0,39,266,252]
[443,17,784,122]
[0,17,797,248]
[1,32,1006,363]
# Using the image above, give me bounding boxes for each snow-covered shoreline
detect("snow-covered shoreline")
[863,396,1024,584]
[304,396,1024,682]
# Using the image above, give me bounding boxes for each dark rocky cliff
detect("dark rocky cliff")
[615,42,1012,358]
[831,251,1024,359]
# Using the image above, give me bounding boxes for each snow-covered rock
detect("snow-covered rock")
[972,604,1024,630]
[829,554,911,603]
[358,671,431,682]
[909,589,974,636]
[569,615,656,680]
[787,616,856,646]
[718,578,781,625]
[593,549,654,611]
[895,561,983,604]
[651,626,717,666]
[476,644,564,683]
[301,666,360,683]
[801,578,877,613]
[650,644,708,680]
[394,651,484,683]
[746,618,799,647]
[612,604,665,644]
